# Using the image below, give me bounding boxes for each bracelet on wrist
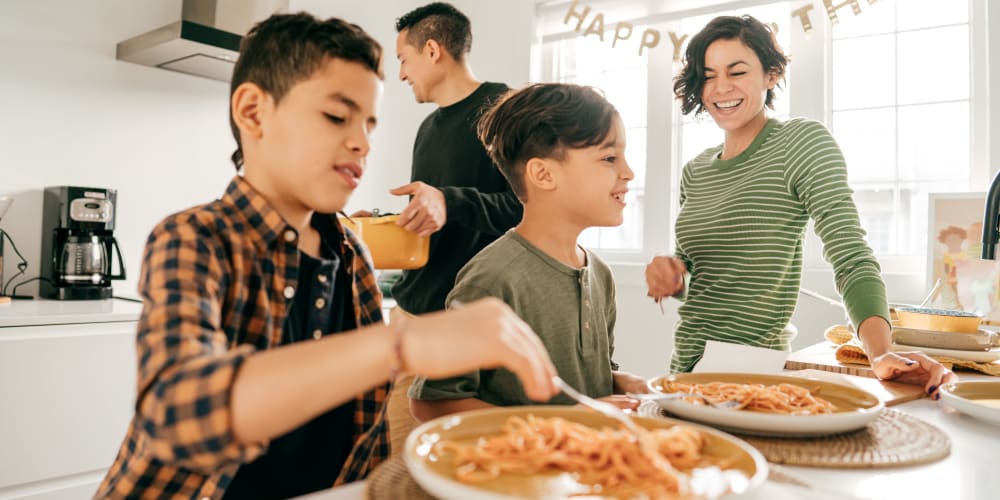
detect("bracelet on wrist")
[388,315,409,380]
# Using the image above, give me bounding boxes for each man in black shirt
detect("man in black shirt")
[390,2,522,316]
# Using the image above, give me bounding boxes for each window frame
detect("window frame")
[802,0,987,276]
[534,0,991,286]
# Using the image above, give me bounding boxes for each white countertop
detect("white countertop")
[779,397,1000,500]
[301,478,867,499]
[301,387,1000,500]
[0,295,392,329]
[0,298,143,327]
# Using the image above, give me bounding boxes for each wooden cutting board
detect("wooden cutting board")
[784,341,876,377]
[784,368,927,406]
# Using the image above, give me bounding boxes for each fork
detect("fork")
[626,391,741,410]
[555,377,686,473]
[553,377,646,435]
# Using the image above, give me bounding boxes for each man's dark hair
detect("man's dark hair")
[395,2,472,62]
[229,13,383,170]
[674,15,787,116]
[477,83,619,201]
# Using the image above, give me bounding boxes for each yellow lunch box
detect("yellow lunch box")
[340,214,429,270]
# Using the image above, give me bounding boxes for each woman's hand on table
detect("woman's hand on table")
[645,255,687,300]
[856,315,957,399]
[870,351,957,399]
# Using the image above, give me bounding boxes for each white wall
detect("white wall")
[1,0,234,298]
[292,0,538,213]
[0,0,533,299]
[0,0,983,381]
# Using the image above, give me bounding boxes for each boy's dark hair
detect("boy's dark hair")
[229,13,383,170]
[477,83,619,201]
[395,2,472,62]
[674,15,787,116]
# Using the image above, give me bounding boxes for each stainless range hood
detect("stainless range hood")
[117,0,288,82]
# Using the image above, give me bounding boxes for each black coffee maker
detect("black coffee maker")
[39,186,126,300]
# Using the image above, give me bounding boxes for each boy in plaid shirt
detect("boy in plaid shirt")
[97,13,556,499]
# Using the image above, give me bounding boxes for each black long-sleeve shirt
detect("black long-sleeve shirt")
[392,82,522,314]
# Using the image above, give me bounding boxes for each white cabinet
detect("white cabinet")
[0,300,140,500]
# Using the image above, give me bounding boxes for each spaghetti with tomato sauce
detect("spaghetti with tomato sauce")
[656,381,837,415]
[435,415,736,499]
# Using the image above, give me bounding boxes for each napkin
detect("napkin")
[692,340,789,374]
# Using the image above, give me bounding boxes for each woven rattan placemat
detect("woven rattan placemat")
[366,456,435,500]
[638,401,950,468]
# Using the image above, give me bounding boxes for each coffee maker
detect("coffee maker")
[39,186,126,300]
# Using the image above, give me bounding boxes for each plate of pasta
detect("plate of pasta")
[646,373,884,437]
[404,405,767,500]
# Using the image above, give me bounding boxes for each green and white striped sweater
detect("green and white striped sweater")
[670,117,889,373]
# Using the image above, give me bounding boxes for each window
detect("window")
[535,0,988,274]
[830,0,972,256]
[542,33,649,251]
[537,1,792,261]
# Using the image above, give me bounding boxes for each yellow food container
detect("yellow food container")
[895,306,982,333]
[340,215,429,270]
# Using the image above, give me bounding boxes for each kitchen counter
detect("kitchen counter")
[0,297,143,328]
[0,297,143,498]
[301,477,875,499]
[0,296,395,329]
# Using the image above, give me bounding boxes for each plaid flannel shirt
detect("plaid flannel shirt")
[96,177,389,499]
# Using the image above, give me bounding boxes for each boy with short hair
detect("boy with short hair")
[409,83,647,421]
[97,13,557,499]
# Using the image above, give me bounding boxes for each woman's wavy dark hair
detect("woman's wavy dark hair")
[673,15,787,116]
[228,13,383,170]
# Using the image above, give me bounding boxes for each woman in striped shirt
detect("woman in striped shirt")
[645,14,954,396]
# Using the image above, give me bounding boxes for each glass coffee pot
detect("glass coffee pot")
[60,234,110,285]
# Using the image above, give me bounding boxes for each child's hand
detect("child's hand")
[401,298,559,401]
[645,255,686,300]
[596,394,640,411]
[612,371,649,395]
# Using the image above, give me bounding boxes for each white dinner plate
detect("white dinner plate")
[646,372,885,437]
[892,343,1000,363]
[939,381,1000,426]
[404,405,768,500]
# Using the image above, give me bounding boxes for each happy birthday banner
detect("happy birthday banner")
[562,0,881,61]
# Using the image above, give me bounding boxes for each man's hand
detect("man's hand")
[391,181,446,237]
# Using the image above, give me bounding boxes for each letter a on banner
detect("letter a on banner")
[583,13,606,41]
